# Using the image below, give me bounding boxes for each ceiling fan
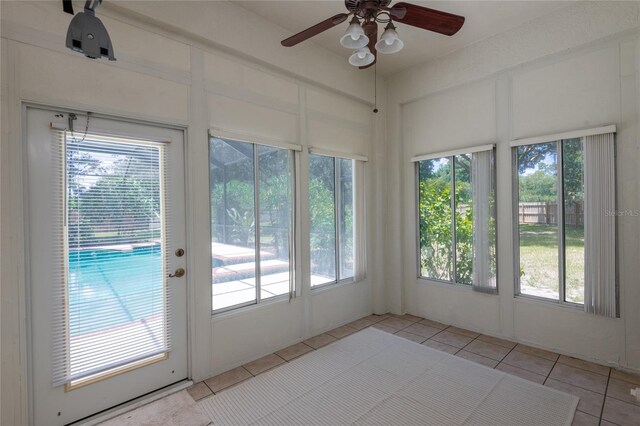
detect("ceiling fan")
[281,0,465,69]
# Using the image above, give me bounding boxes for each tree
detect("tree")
[419,176,453,280]
[516,143,556,174]
[518,170,557,202]
[309,177,335,275]
[517,138,583,204]
[68,149,161,247]
[561,138,584,203]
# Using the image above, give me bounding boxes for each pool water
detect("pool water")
[68,246,165,337]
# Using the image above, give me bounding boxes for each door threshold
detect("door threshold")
[68,379,193,426]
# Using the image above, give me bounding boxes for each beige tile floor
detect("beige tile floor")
[188,313,640,426]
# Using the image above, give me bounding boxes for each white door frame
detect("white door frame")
[22,102,195,425]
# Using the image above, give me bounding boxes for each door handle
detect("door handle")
[168,268,185,278]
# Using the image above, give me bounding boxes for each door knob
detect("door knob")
[168,268,185,278]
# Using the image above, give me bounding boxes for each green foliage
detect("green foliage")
[309,177,335,274]
[260,172,291,258]
[517,138,583,204]
[455,198,473,285]
[561,138,584,203]
[226,207,254,246]
[418,177,453,280]
[418,156,495,285]
[518,170,557,202]
[68,155,161,247]
[210,180,255,245]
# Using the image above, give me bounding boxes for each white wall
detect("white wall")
[4,0,639,424]
[387,1,640,372]
[0,1,386,424]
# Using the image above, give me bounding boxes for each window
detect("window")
[514,129,616,314]
[54,132,170,386]
[515,140,582,303]
[209,138,294,313]
[309,154,355,286]
[416,147,497,291]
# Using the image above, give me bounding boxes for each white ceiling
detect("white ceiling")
[232,0,574,75]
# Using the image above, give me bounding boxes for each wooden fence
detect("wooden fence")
[518,202,583,226]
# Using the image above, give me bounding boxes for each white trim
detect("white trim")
[209,128,302,152]
[510,125,616,147]
[308,147,369,162]
[50,122,173,144]
[410,144,495,162]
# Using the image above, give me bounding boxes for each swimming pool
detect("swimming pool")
[68,246,165,337]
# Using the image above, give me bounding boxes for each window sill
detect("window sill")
[514,295,622,321]
[514,294,588,314]
[416,277,474,291]
[211,293,291,321]
[311,277,363,294]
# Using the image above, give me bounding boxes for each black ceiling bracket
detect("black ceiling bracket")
[62,0,74,15]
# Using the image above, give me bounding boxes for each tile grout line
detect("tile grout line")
[200,316,425,398]
[197,313,631,422]
[197,314,631,426]
[492,342,519,370]
[454,329,481,355]
[202,380,215,396]
[542,355,560,386]
[544,360,614,397]
[597,368,612,426]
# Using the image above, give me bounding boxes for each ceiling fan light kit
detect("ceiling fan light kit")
[375,22,403,54]
[340,17,370,49]
[281,0,465,69]
[349,47,376,67]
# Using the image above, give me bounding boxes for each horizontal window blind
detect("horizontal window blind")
[51,128,171,386]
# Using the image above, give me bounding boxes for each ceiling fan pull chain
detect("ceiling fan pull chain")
[373,64,379,113]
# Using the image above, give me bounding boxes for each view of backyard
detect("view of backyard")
[418,139,585,303]
[209,139,293,311]
[519,223,585,303]
[209,140,356,311]
[516,139,585,303]
[65,136,168,380]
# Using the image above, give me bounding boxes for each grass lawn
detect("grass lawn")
[519,223,584,303]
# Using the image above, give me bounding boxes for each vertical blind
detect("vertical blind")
[584,132,617,317]
[471,150,497,294]
[413,145,496,291]
[51,127,172,386]
[354,160,367,281]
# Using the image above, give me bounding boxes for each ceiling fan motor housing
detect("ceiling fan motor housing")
[346,0,392,19]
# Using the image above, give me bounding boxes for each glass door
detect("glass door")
[26,107,188,425]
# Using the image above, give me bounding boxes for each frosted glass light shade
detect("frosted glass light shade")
[375,27,404,54]
[340,22,369,49]
[348,47,375,67]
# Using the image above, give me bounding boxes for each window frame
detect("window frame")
[512,140,583,308]
[309,153,357,289]
[209,136,299,315]
[414,146,497,288]
[510,124,617,309]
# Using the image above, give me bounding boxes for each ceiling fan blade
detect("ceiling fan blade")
[359,22,377,70]
[387,6,407,20]
[281,13,349,47]
[393,2,464,36]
